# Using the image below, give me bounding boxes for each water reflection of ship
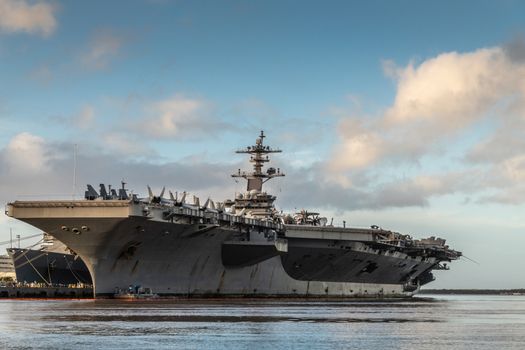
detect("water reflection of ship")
[6,233,92,286]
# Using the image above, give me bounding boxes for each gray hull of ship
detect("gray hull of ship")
[18,215,435,298]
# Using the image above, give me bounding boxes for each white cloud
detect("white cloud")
[81,30,124,70]
[384,49,515,127]
[330,118,383,172]
[0,0,57,37]
[331,46,525,172]
[0,132,51,174]
[322,41,525,207]
[137,95,230,138]
[144,95,203,137]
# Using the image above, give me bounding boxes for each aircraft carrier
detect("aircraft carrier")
[5,132,461,298]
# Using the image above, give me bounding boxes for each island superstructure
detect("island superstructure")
[6,131,461,298]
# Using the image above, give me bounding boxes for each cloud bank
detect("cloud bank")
[332,46,525,171]
[0,132,238,206]
[324,40,525,207]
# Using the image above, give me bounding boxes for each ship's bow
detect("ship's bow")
[6,200,133,295]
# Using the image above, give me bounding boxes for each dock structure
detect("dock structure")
[0,285,93,298]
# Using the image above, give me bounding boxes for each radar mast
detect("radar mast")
[232,131,284,191]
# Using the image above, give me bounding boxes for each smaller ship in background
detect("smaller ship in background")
[6,233,92,286]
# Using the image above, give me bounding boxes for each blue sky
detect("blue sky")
[1,0,525,288]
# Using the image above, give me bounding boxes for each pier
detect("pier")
[0,283,92,298]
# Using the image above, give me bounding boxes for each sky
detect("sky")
[1,0,525,289]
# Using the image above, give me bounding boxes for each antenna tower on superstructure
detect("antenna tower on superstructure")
[232,131,285,191]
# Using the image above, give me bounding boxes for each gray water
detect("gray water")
[0,295,524,349]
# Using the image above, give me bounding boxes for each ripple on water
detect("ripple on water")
[0,295,524,350]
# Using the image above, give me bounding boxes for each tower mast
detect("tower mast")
[231,131,284,191]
